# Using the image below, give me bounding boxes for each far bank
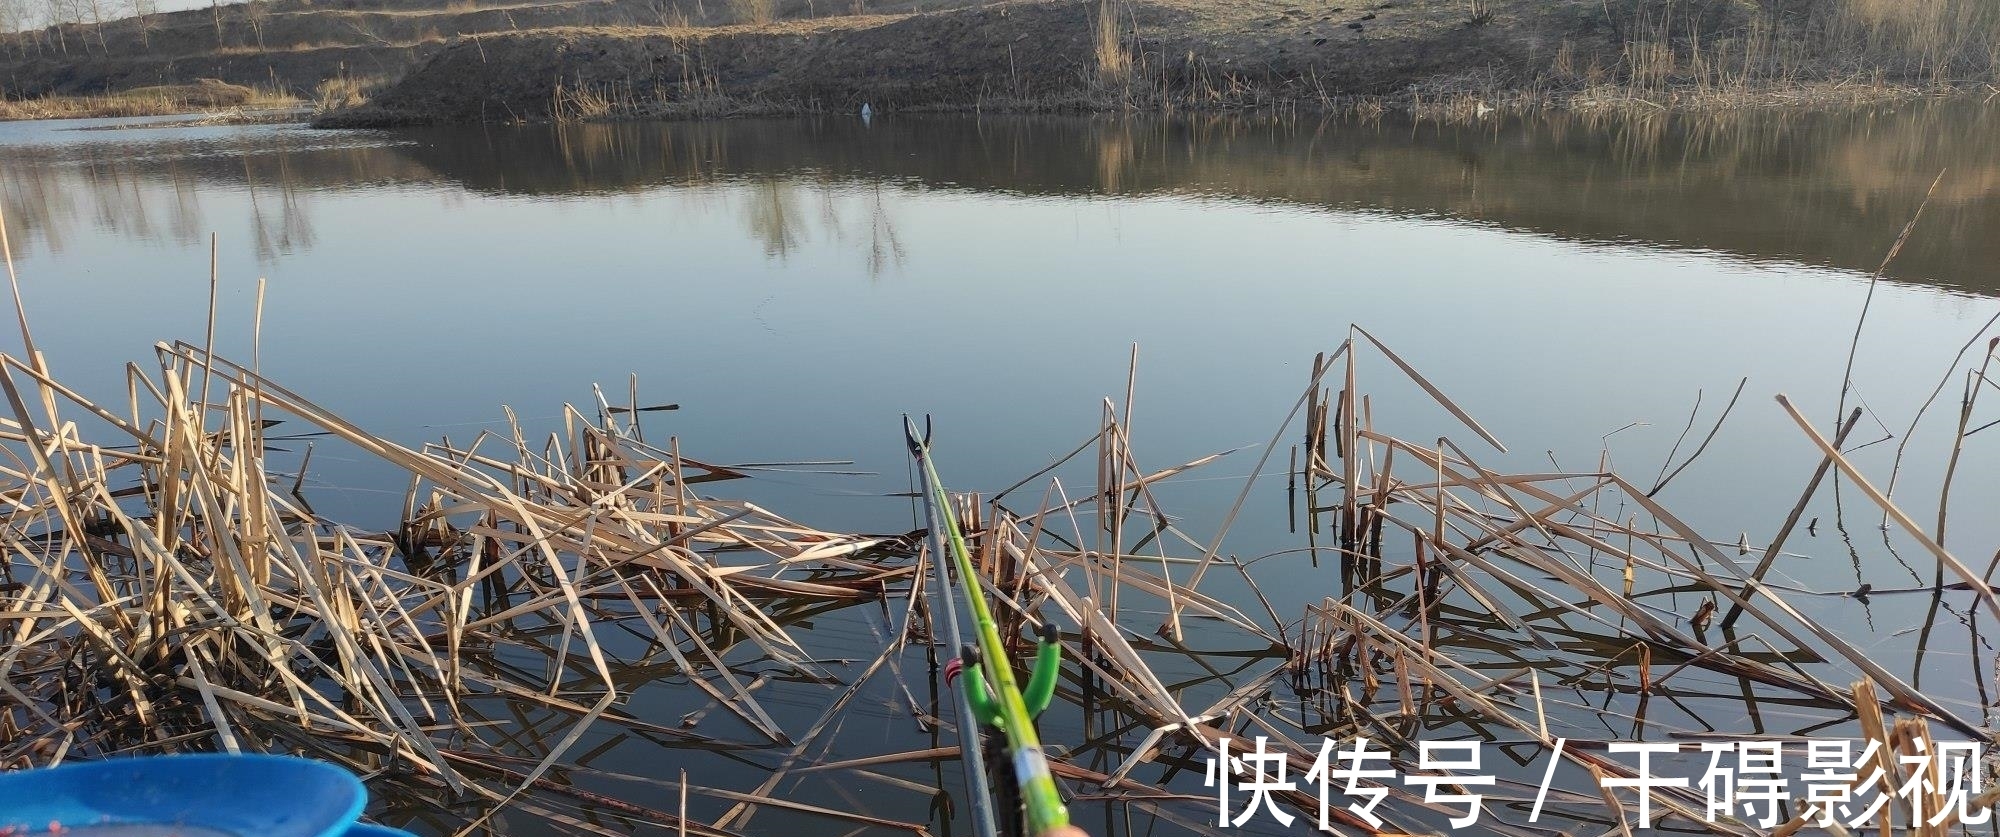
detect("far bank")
[311,0,2000,127]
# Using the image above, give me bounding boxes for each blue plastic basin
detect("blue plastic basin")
[0,754,365,837]
[343,825,418,837]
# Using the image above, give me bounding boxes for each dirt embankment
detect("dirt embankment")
[0,0,982,97]
[321,0,1581,126]
[0,43,443,99]
[0,0,526,96]
[10,0,1996,124]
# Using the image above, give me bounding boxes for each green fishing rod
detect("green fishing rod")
[906,416,1077,837]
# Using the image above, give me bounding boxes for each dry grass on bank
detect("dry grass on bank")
[1822,0,2000,83]
[5,0,2000,128]
[294,0,2000,127]
[1556,0,1999,107]
[311,74,378,114]
[0,79,299,121]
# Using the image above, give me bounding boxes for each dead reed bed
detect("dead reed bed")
[1,255,1992,831]
[909,328,2000,835]
[4,320,1995,832]
[0,290,921,830]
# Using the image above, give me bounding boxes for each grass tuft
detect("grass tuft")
[1093,0,1131,89]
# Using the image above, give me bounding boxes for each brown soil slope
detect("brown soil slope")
[0,0,984,97]
[324,0,1597,126]
[15,0,1990,123]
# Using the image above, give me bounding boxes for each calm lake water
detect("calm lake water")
[4,100,1999,835]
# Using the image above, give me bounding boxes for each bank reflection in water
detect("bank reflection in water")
[3,100,1996,291]
[0,129,430,262]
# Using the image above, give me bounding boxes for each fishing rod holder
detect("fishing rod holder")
[956,625,1064,730]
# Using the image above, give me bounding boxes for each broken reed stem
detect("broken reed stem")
[1835,169,1944,425]
[1645,376,1746,497]
[1776,393,2000,620]
[1722,406,1864,629]
[1933,341,1997,559]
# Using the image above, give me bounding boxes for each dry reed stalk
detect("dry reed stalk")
[1775,394,2000,622]
[1722,406,1865,628]
[1093,0,1131,90]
